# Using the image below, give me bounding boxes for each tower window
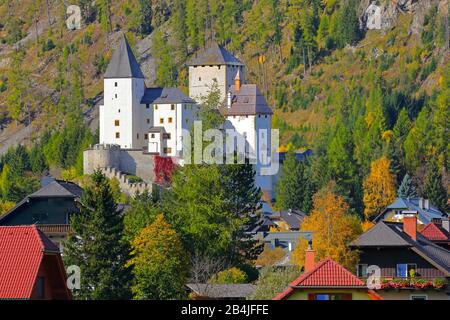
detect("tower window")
[171,104,175,110]
[198,77,201,81]
[146,104,150,109]
[151,133,155,139]
[144,134,148,140]
[114,120,120,126]
[164,147,172,154]
[137,133,139,139]
[118,109,121,113]
[154,105,158,110]
[115,82,118,87]
[163,133,171,139]
[160,118,164,124]
[116,132,120,138]
[146,119,150,124]
[115,94,117,98]
[168,117,173,123]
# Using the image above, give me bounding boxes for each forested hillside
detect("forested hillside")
[0,0,448,217]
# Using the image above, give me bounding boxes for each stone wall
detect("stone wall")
[100,166,151,196]
[84,144,155,183]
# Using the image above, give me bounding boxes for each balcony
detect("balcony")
[362,277,448,291]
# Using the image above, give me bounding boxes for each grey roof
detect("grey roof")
[186,284,255,299]
[148,126,166,133]
[141,87,196,104]
[104,35,145,79]
[269,209,307,230]
[188,43,244,66]
[351,221,450,276]
[30,180,83,198]
[221,84,273,116]
[374,197,446,224]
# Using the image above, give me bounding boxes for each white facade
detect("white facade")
[189,65,244,102]
[100,78,146,149]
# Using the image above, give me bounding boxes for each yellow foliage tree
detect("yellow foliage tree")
[292,183,362,270]
[363,157,397,220]
[0,199,15,217]
[256,245,286,267]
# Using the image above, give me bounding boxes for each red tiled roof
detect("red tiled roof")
[273,259,367,300]
[0,226,59,299]
[420,223,450,242]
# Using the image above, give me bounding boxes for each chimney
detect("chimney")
[442,217,450,233]
[424,199,430,210]
[235,69,241,92]
[418,198,424,209]
[227,91,232,108]
[403,215,417,240]
[305,242,315,273]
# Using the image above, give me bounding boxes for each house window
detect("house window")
[36,277,45,299]
[164,147,172,154]
[116,132,120,138]
[396,263,417,278]
[144,134,148,140]
[163,133,171,139]
[410,295,428,300]
[160,118,164,124]
[168,117,173,123]
[357,264,368,278]
[309,293,352,300]
[114,120,120,126]
[171,104,175,110]
[151,133,155,139]
[115,82,118,87]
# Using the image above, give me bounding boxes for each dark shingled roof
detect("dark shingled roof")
[104,34,145,79]
[30,180,83,198]
[221,84,273,116]
[141,87,196,104]
[351,221,450,276]
[186,284,255,299]
[188,43,244,66]
[269,209,307,230]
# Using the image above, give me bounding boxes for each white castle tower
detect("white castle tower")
[188,43,245,101]
[100,35,146,149]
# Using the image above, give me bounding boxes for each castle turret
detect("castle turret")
[188,43,244,102]
[100,34,146,149]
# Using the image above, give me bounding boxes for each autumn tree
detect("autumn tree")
[256,245,286,267]
[209,267,247,284]
[250,266,301,300]
[363,157,397,220]
[127,214,188,299]
[292,183,362,270]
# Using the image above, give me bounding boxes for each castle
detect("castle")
[84,35,275,197]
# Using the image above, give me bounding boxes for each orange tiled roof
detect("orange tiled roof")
[420,222,450,242]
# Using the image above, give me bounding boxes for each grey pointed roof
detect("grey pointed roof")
[104,35,145,79]
[141,87,196,104]
[188,43,244,66]
[221,84,273,116]
[351,221,450,276]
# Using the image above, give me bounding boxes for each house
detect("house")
[350,216,450,300]
[373,197,446,225]
[420,218,450,249]
[0,180,83,248]
[273,247,383,300]
[267,209,306,231]
[186,284,255,300]
[0,226,71,300]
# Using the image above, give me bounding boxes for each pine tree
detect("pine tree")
[397,173,418,198]
[63,171,131,299]
[423,159,448,213]
[276,153,314,213]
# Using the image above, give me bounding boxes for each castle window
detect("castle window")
[146,104,150,109]
[198,77,201,81]
[154,105,158,110]
[144,134,148,140]
[163,133,171,139]
[118,109,121,113]
[265,115,267,118]
[160,118,164,124]
[164,147,172,154]
[168,117,173,123]
[171,104,175,110]
[137,133,139,139]
[116,132,120,138]
[151,134,155,139]
[115,82,118,87]
[115,94,117,98]
[147,119,150,124]
[114,120,120,126]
